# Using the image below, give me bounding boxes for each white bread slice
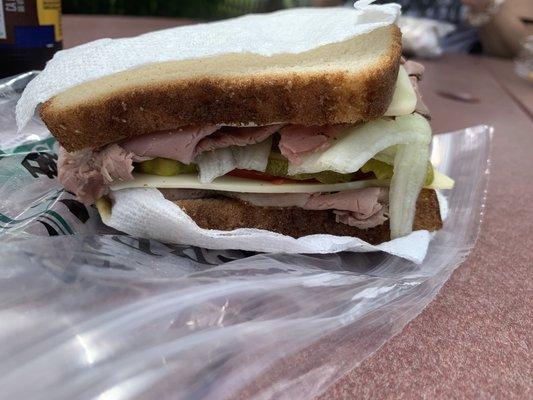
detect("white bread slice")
[41,25,402,152]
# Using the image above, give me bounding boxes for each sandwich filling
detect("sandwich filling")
[57,61,450,238]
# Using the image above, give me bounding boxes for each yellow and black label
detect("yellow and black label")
[1,0,62,46]
[36,0,61,41]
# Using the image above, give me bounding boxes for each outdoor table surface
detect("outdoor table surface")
[481,56,533,120]
[62,14,533,399]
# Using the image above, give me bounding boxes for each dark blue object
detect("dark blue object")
[15,25,55,49]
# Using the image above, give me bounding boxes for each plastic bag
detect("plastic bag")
[515,35,533,82]
[398,16,455,58]
[0,73,491,399]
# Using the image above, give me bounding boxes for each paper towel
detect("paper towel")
[100,187,448,264]
[16,3,400,131]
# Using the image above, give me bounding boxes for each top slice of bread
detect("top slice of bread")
[41,25,402,152]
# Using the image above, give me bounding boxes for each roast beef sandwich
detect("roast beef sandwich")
[38,8,453,245]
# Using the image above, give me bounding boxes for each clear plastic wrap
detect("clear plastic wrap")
[0,73,491,399]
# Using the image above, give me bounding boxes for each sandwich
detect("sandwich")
[39,14,453,245]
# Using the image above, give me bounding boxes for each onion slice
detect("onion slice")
[288,114,431,175]
[389,142,430,239]
[373,146,397,165]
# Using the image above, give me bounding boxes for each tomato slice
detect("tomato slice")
[227,169,277,181]
[227,169,316,184]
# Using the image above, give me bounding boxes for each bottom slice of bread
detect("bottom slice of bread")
[174,189,442,245]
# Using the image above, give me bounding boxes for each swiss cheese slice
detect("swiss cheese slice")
[384,66,417,116]
[111,168,454,193]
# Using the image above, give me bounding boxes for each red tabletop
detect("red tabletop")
[320,53,533,399]
[482,56,533,120]
[61,15,533,399]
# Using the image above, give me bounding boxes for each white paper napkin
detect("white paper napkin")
[16,4,400,131]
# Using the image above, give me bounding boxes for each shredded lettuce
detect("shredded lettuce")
[196,147,236,183]
[196,137,273,183]
[232,137,272,172]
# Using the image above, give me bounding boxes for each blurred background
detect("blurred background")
[1,0,532,79]
[60,0,532,59]
[61,0,309,20]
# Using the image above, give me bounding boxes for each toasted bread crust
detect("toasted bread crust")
[40,26,402,152]
[173,188,441,244]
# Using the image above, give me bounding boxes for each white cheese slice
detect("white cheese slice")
[384,66,417,116]
[111,173,386,193]
[431,170,455,190]
[111,168,454,193]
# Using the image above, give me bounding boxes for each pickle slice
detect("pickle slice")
[361,158,434,185]
[136,158,197,176]
[425,161,434,186]
[289,171,354,184]
[136,154,435,185]
[361,159,394,180]
[265,153,289,176]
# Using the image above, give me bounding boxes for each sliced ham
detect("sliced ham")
[334,208,388,229]
[119,124,284,163]
[278,124,345,165]
[59,124,284,204]
[117,123,349,168]
[120,125,219,164]
[218,187,389,229]
[58,144,136,205]
[403,59,425,79]
[58,123,371,209]
[403,60,431,119]
[195,124,283,154]
[409,76,430,119]
[304,187,387,218]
